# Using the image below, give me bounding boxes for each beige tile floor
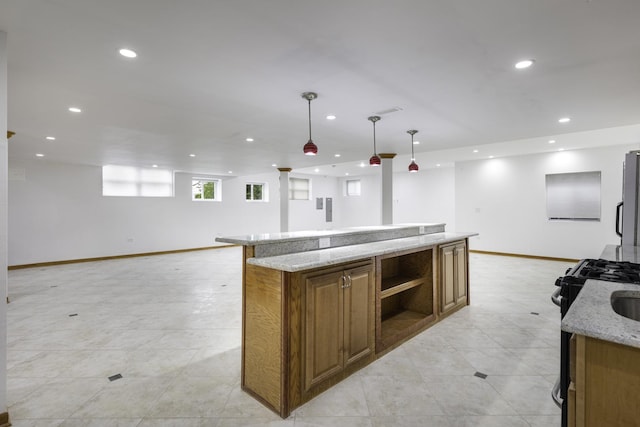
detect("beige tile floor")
[6,246,573,426]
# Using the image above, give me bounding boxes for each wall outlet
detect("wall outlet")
[318,237,331,249]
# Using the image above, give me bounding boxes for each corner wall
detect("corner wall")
[1,29,9,418]
[393,166,455,229]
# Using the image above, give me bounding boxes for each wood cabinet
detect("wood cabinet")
[439,240,468,316]
[303,264,374,390]
[376,247,436,353]
[241,254,375,418]
[240,238,471,418]
[569,334,640,426]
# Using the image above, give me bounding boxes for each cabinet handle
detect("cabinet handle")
[346,274,352,288]
[341,274,348,289]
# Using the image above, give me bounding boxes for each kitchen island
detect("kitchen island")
[217,224,477,418]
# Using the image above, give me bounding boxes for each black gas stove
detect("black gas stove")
[558,258,640,285]
[552,258,640,427]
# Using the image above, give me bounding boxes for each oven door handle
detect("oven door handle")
[551,376,563,408]
[551,287,562,307]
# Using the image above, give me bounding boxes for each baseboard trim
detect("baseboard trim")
[469,249,579,263]
[0,411,10,427]
[8,245,238,270]
[8,246,579,271]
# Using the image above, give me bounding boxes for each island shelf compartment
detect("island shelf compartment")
[375,246,437,353]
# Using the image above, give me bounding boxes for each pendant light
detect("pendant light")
[368,116,381,166]
[407,129,419,173]
[302,92,318,155]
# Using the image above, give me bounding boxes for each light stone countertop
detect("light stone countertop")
[216,223,445,245]
[246,231,477,272]
[562,279,640,349]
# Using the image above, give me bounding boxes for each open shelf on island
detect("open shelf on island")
[380,276,424,298]
[376,247,435,353]
[380,309,430,342]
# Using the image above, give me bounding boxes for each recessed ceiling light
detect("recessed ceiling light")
[228,171,233,174]
[558,117,571,123]
[119,48,137,58]
[314,168,320,172]
[245,137,254,142]
[345,172,350,176]
[489,155,495,159]
[35,153,44,157]
[334,154,341,158]
[326,115,336,120]
[189,154,196,157]
[436,164,441,167]
[68,107,82,113]
[152,164,158,168]
[515,59,534,69]
[473,149,479,153]
[549,139,556,144]
[45,136,56,140]
[271,163,277,167]
[413,140,420,145]
[359,162,366,167]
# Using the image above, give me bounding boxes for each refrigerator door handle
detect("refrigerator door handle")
[616,201,623,238]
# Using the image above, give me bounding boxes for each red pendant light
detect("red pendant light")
[301,92,318,155]
[368,115,381,166]
[407,129,419,173]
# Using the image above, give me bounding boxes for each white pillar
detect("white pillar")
[0,30,9,420]
[380,153,396,225]
[278,168,291,232]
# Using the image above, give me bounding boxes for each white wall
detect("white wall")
[8,160,280,265]
[10,142,640,267]
[456,144,640,259]
[337,173,382,228]
[289,173,340,231]
[393,166,455,229]
[1,29,9,416]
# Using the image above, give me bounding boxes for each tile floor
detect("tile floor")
[6,246,574,426]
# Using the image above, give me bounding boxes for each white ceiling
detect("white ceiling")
[2,0,640,177]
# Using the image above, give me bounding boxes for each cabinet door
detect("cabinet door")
[454,242,467,305]
[304,271,344,391]
[440,244,456,313]
[344,265,374,366]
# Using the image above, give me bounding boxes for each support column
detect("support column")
[379,153,396,225]
[278,168,291,232]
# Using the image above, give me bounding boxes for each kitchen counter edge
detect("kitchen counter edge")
[246,231,477,272]
[561,279,640,349]
[216,223,446,245]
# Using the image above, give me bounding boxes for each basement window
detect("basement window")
[345,179,361,196]
[246,183,267,201]
[192,178,221,201]
[102,165,174,197]
[289,177,311,200]
[546,171,601,221]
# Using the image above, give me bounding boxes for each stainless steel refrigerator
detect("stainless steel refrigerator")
[617,150,640,245]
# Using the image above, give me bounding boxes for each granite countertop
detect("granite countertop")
[562,279,640,349]
[247,231,476,272]
[216,223,445,245]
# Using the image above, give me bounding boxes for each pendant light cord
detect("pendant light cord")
[411,134,414,159]
[373,121,377,154]
[308,99,312,141]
